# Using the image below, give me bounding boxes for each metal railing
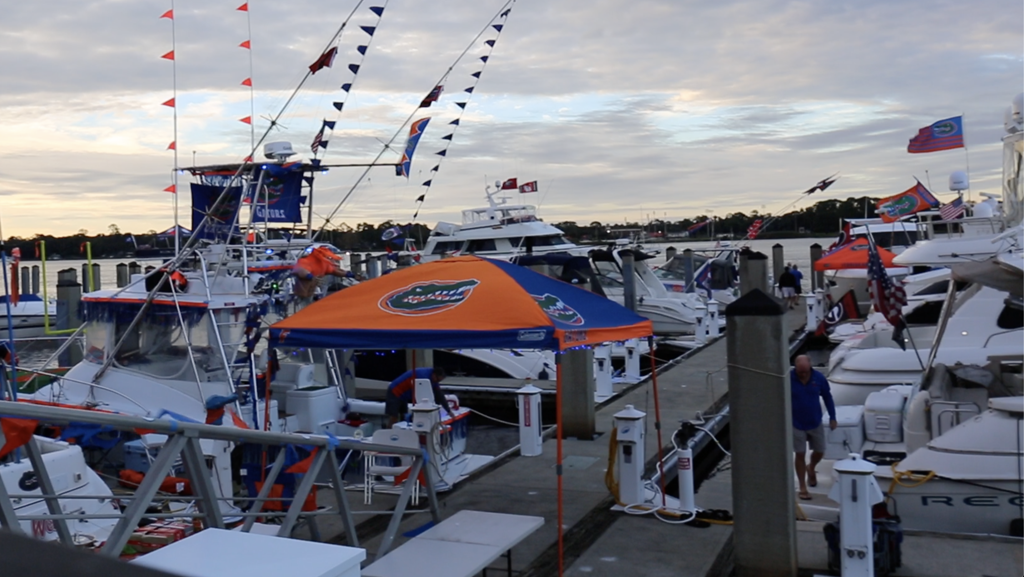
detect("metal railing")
[0,400,440,558]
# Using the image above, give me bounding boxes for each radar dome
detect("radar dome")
[948,171,969,191]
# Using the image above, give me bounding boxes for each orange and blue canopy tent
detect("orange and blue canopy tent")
[813,237,898,271]
[269,255,654,576]
[270,255,652,350]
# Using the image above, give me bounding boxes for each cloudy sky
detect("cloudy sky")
[0,0,1020,237]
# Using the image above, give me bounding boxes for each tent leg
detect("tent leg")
[649,336,667,508]
[556,356,564,577]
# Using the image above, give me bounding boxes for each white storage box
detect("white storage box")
[286,386,340,433]
[864,391,905,443]
[823,405,864,460]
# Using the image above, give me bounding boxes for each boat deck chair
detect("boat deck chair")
[363,428,421,506]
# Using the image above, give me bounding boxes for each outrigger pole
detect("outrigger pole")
[91,5,370,383]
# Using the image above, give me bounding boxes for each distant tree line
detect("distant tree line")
[0,221,435,260]
[1,197,880,259]
[557,196,881,242]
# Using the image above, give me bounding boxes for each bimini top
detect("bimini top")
[269,255,653,350]
[814,238,899,271]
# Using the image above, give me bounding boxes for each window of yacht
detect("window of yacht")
[465,239,497,253]
[430,241,465,255]
[592,260,625,292]
[529,235,570,247]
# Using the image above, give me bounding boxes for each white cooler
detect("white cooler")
[823,405,864,460]
[286,386,341,433]
[864,391,905,443]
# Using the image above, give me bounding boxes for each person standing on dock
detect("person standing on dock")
[791,355,837,501]
[385,367,455,426]
[778,265,798,309]
[791,264,804,298]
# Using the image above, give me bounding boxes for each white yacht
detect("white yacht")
[418,184,577,261]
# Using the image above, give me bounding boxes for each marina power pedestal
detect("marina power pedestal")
[706,300,720,338]
[623,339,641,382]
[413,378,434,405]
[410,400,441,435]
[516,383,543,457]
[828,454,885,577]
[694,303,707,345]
[613,405,646,506]
[593,344,613,400]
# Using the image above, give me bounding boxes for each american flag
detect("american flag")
[311,126,325,154]
[866,237,906,326]
[746,219,763,240]
[939,196,965,220]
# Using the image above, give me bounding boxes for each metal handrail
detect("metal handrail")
[983,327,1024,348]
[0,400,417,453]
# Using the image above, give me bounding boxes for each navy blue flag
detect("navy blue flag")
[485,40,495,47]
[252,164,305,223]
[341,83,352,92]
[191,183,243,241]
[360,26,376,36]
[357,45,367,56]
[369,6,384,16]
[348,64,360,74]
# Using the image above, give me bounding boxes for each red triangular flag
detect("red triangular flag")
[239,40,251,49]
[161,50,175,61]
[162,98,176,107]
[160,9,174,19]
[164,184,177,193]
[241,78,252,87]
[167,141,176,150]
[243,155,253,162]
[239,116,252,125]
[237,3,248,11]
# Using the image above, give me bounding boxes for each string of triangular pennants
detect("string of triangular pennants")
[310,3,388,162]
[159,6,178,194]
[408,6,514,220]
[237,2,256,157]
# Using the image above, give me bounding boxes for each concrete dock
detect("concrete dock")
[307,306,1023,577]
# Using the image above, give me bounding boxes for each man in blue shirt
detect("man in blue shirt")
[385,367,454,425]
[791,355,837,500]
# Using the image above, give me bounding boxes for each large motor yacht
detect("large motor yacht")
[418,184,577,261]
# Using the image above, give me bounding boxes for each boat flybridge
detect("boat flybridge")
[418,183,577,261]
[19,142,490,523]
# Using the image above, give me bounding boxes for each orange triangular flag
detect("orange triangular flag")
[239,40,251,49]
[161,50,175,60]
[164,184,177,193]
[239,116,252,124]
[160,9,173,19]
[241,78,252,87]
[167,141,176,150]
[237,3,248,11]
[162,98,176,107]
[229,409,249,429]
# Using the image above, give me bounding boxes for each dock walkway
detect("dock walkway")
[338,308,806,575]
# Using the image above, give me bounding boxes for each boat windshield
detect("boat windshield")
[85,318,219,380]
[592,260,624,293]
[653,255,710,280]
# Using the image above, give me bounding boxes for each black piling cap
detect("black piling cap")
[738,248,768,260]
[725,288,784,317]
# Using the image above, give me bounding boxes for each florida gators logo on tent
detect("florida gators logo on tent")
[379,279,480,316]
[533,293,584,325]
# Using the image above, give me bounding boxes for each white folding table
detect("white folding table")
[362,510,544,577]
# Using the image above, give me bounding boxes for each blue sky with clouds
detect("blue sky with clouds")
[0,0,1020,236]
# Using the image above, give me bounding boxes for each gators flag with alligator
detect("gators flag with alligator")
[269,255,652,350]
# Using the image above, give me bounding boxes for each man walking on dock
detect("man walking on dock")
[791,355,836,500]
